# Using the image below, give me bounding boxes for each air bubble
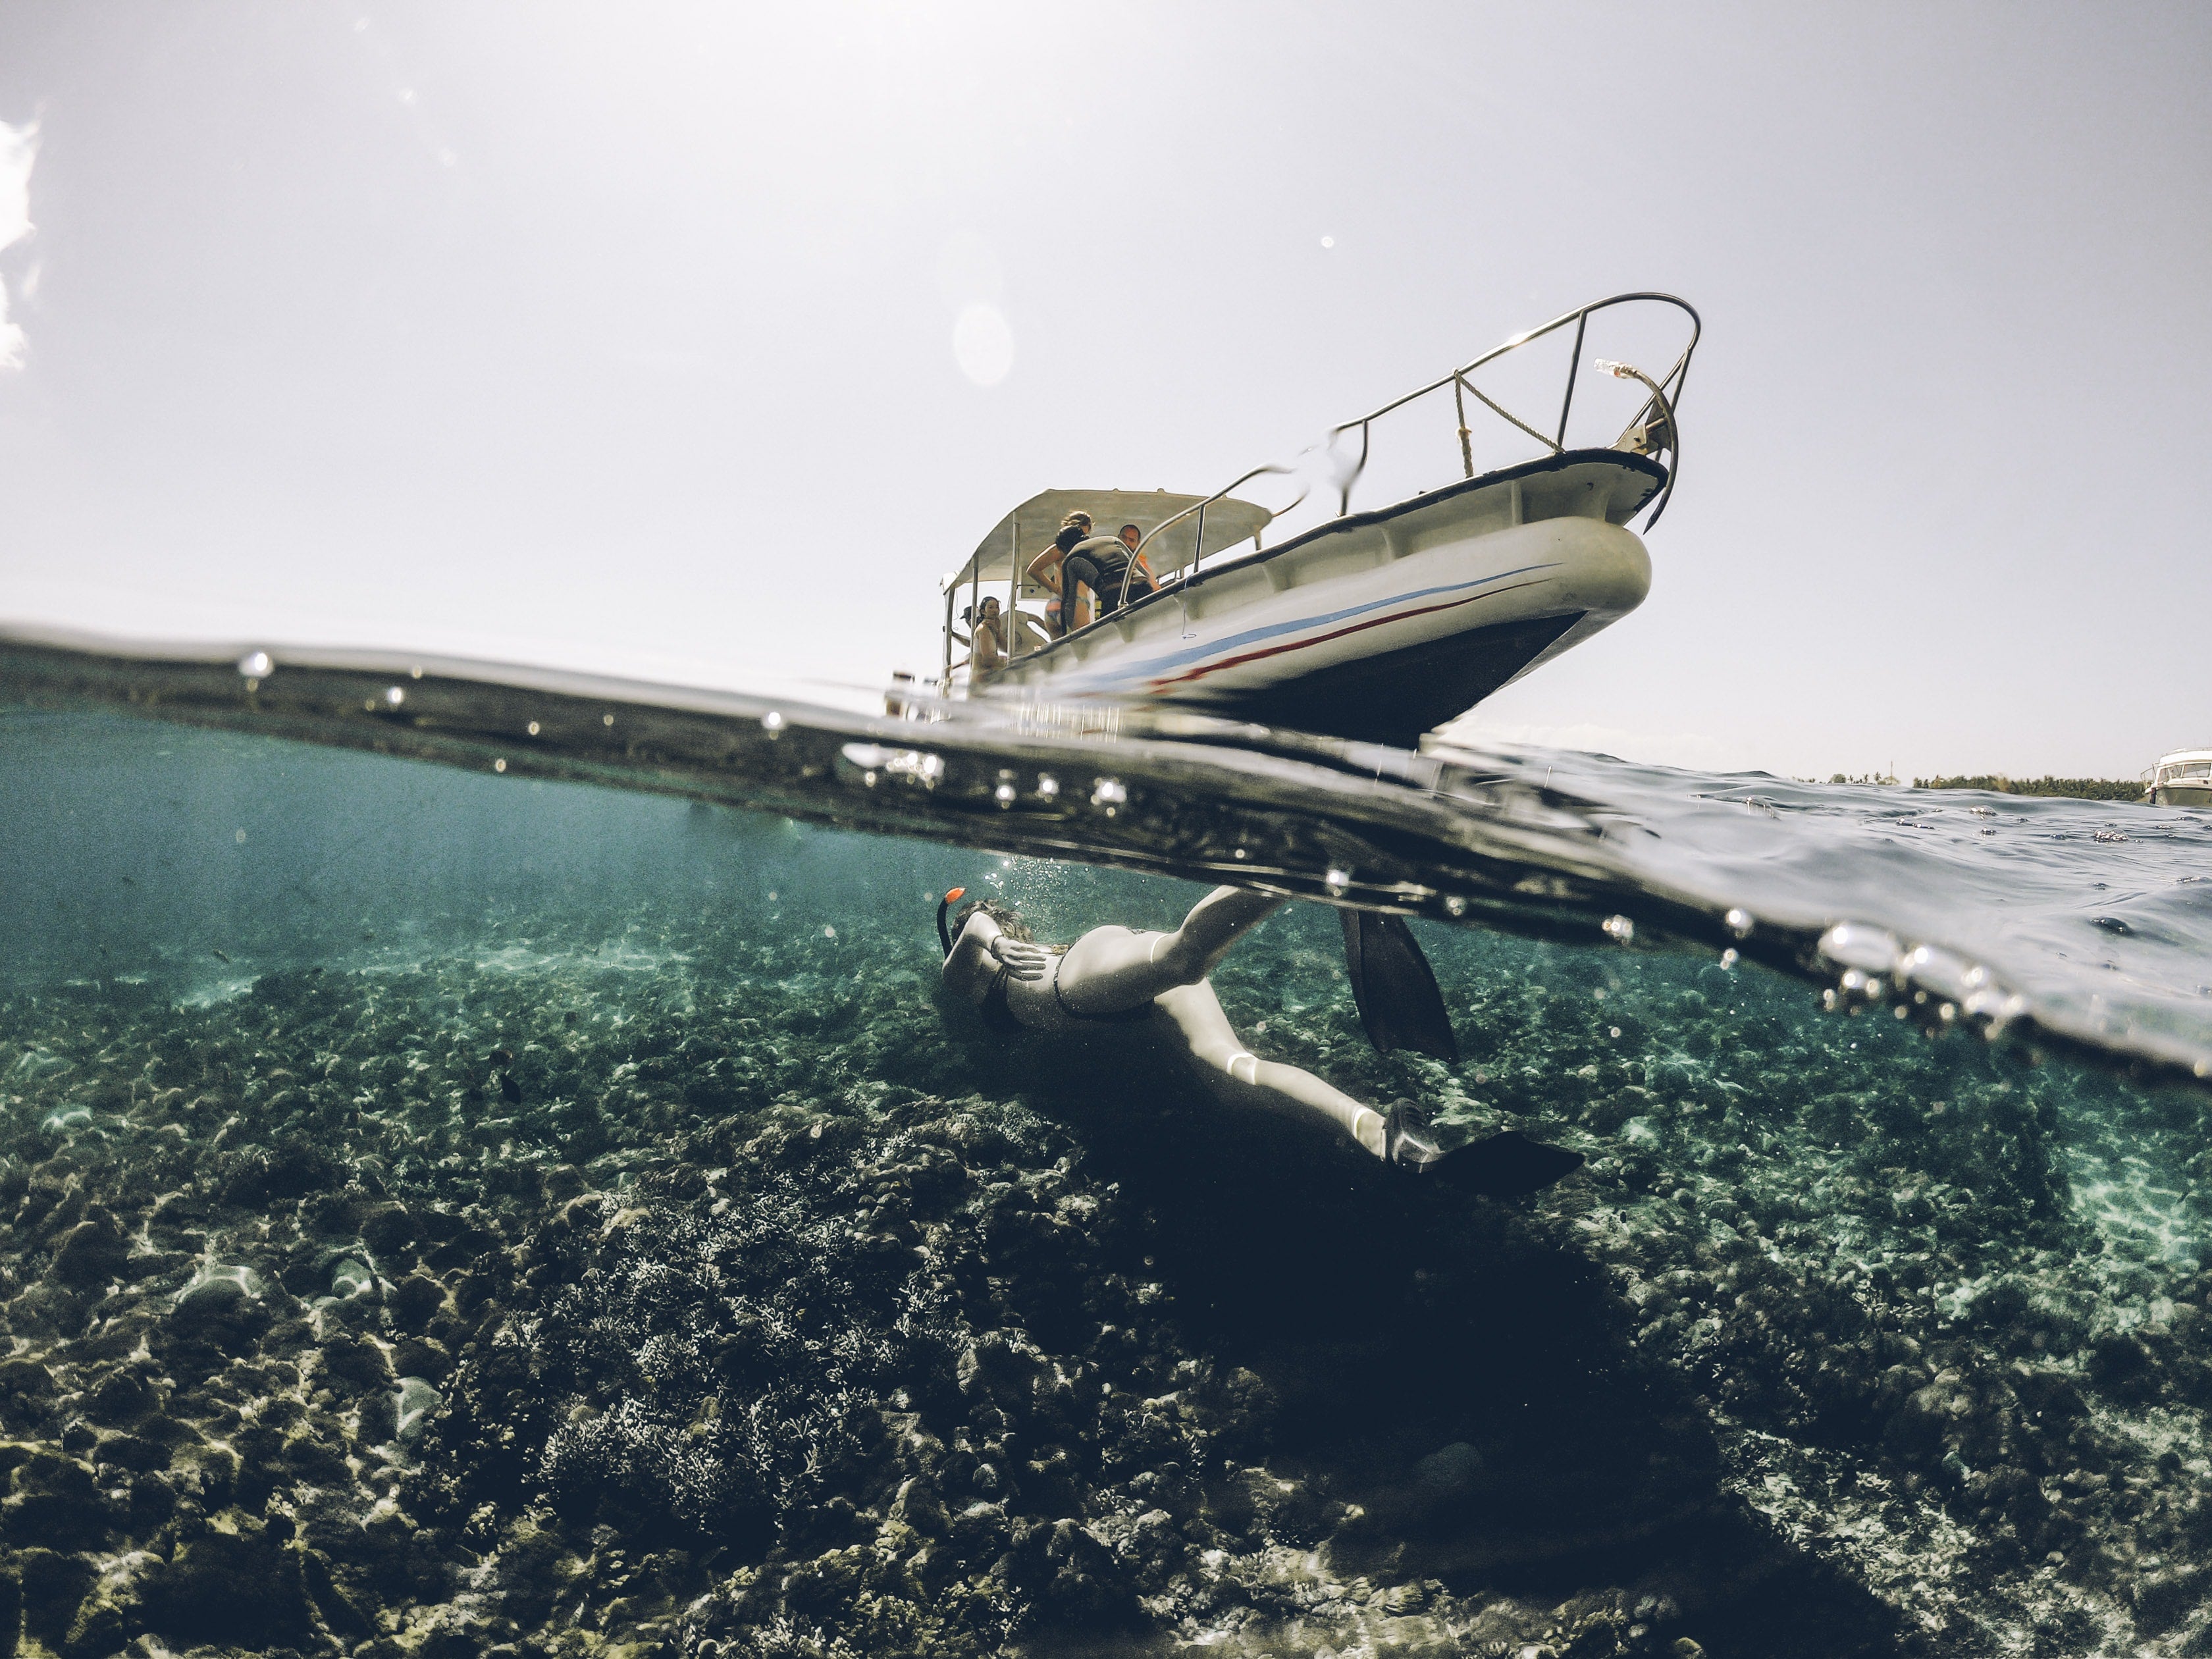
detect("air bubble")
[527,721,540,736]
[762,711,785,735]
[1720,947,1739,969]
[602,713,615,726]
[237,651,272,679]
[1324,868,1351,897]
[1818,922,1903,975]
[863,771,878,787]
[1091,778,1126,807]
[1602,914,1634,943]
[1724,907,1752,938]
[384,686,405,707]
[1444,895,1467,917]
[1232,847,1248,860]
[994,783,1016,806]
[1036,774,1060,799]
[494,758,507,773]
[824,926,836,939]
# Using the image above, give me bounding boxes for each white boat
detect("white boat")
[2144,749,2212,807]
[929,293,1697,746]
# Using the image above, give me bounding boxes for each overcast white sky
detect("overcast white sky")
[1,3,2206,779]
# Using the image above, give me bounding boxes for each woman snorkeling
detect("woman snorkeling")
[937,883,1583,1194]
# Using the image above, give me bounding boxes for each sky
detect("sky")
[0,2,2206,781]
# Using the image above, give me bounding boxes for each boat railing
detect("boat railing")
[1126,292,1700,606]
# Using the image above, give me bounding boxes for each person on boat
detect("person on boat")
[1115,523,1159,598]
[967,595,1006,684]
[935,883,1585,1194]
[1028,512,1093,639]
[1058,528,1149,624]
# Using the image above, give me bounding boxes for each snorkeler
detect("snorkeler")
[937,883,1583,1195]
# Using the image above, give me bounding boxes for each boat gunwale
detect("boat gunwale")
[996,446,1666,676]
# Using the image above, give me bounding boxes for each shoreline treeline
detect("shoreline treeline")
[1912,774,2142,801]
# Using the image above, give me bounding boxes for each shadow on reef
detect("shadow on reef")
[970,1029,1907,1658]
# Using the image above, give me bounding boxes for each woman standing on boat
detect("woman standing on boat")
[1028,512,1093,638]
[936,883,1582,1194]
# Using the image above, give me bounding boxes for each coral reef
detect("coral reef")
[0,882,2202,1657]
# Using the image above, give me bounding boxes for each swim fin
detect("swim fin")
[1340,909,1460,1062]
[1382,1105,1583,1196]
[1435,1128,1587,1198]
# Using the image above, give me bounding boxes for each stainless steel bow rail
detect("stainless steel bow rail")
[1126,292,1700,605]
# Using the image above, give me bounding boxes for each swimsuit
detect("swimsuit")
[966,939,1153,1034]
[980,965,1024,1036]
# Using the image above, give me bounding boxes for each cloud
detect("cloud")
[0,119,40,371]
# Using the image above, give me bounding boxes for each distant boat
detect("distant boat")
[926,293,1697,748]
[2144,749,2212,806]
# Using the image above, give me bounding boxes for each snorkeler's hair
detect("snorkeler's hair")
[1061,511,1092,530]
[951,898,1032,943]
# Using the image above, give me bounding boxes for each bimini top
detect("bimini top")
[945,488,1273,603]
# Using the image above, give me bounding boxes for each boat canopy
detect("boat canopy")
[944,488,1273,602]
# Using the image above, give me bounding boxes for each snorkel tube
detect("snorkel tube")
[936,887,966,959]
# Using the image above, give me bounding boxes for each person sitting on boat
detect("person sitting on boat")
[934,882,1584,1193]
[966,595,1006,684]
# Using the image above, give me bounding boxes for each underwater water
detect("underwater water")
[4,687,2212,1658]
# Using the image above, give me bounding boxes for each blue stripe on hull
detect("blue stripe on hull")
[1045,560,1562,695]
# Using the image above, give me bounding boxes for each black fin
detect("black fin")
[1436,1130,1585,1198]
[1340,909,1460,1062]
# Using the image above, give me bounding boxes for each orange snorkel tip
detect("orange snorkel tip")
[944,887,966,903]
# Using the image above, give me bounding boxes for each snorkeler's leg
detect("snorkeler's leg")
[1056,887,1288,1012]
[1155,983,1386,1158]
[1153,982,1584,1192]
[1154,887,1286,980]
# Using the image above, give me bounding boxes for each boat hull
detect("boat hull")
[2152,784,2212,808]
[988,454,1658,746]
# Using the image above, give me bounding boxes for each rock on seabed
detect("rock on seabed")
[0,907,2203,1657]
